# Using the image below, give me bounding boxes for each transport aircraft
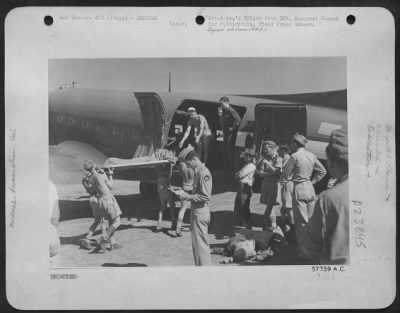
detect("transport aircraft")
[49,89,347,195]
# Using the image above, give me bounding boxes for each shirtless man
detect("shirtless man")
[83,160,122,252]
[79,170,107,250]
[179,107,213,165]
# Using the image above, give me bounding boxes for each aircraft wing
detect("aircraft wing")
[102,155,176,171]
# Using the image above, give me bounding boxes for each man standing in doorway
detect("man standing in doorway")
[218,96,241,170]
[177,151,212,266]
[281,133,327,259]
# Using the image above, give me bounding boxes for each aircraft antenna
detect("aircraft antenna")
[168,72,171,93]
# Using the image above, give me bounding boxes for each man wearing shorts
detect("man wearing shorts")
[79,171,106,250]
[83,160,122,252]
[175,145,195,236]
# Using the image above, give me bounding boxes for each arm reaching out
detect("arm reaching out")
[179,125,192,148]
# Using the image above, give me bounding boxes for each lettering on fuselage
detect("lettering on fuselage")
[50,111,142,155]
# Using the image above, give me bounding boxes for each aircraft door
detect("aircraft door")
[254,104,307,154]
[134,92,167,157]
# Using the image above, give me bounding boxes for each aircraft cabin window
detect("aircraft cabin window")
[68,117,76,126]
[96,122,107,133]
[82,120,89,129]
[56,115,64,123]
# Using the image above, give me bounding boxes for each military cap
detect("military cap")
[262,140,277,148]
[178,144,194,161]
[185,150,200,161]
[326,129,348,163]
[293,133,307,147]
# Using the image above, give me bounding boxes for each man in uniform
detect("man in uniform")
[306,129,349,264]
[177,150,212,266]
[281,133,327,259]
[217,96,242,170]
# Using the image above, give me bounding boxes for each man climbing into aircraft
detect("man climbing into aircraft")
[217,96,242,170]
[179,107,213,165]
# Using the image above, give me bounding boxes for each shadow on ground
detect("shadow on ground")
[60,224,136,246]
[59,194,159,221]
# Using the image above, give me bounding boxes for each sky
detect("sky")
[49,57,346,95]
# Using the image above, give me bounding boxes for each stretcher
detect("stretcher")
[100,150,178,196]
[101,149,176,171]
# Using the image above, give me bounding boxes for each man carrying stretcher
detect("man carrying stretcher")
[83,160,122,252]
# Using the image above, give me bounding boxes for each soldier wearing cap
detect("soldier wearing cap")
[281,133,327,259]
[218,96,242,170]
[179,107,213,165]
[306,129,349,264]
[176,150,212,266]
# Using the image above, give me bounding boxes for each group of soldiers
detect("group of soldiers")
[78,96,349,266]
[232,128,348,264]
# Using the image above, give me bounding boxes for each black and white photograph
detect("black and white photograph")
[48,57,348,267]
[5,6,395,310]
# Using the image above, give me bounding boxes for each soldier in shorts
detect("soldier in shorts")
[175,145,195,236]
[83,160,122,252]
[278,145,295,233]
[257,141,282,231]
[79,170,107,250]
[154,163,177,232]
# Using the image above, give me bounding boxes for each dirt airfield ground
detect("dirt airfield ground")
[50,143,314,267]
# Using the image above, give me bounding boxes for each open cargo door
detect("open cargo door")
[252,103,307,193]
[133,92,167,157]
[102,93,168,196]
[254,103,307,153]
